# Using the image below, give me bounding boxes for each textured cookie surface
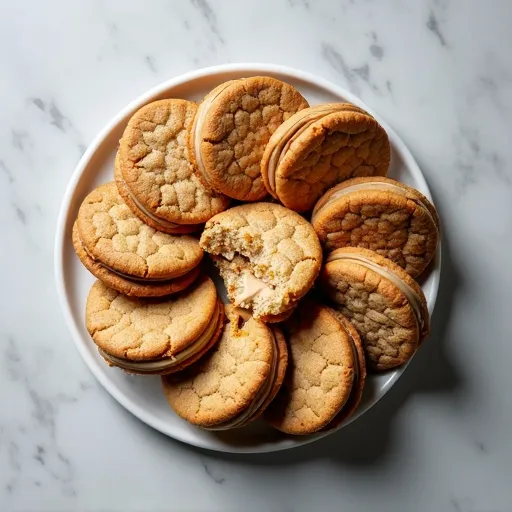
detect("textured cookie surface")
[73,222,200,297]
[265,106,390,212]
[86,275,218,360]
[320,247,429,370]
[162,306,275,428]
[118,99,229,224]
[265,302,355,435]
[312,177,439,277]
[77,182,203,279]
[114,153,197,234]
[200,203,322,317]
[190,77,309,201]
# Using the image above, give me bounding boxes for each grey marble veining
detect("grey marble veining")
[1,0,512,511]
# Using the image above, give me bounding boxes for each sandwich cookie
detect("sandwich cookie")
[188,76,309,201]
[75,183,203,287]
[320,247,430,371]
[85,275,224,375]
[73,222,200,297]
[260,103,390,212]
[265,301,365,435]
[117,99,229,233]
[162,306,288,430]
[312,177,439,277]
[114,153,195,235]
[199,203,323,319]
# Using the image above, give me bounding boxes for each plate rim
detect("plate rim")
[54,63,441,453]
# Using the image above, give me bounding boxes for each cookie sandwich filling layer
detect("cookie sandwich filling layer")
[312,180,437,228]
[206,327,280,430]
[265,104,368,194]
[192,81,237,189]
[98,260,196,282]
[122,183,186,229]
[99,301,223,373]
[326,250,427,332]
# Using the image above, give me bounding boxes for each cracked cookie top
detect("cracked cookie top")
[261,103,390,212]
[76,182,203,280]
[118,99,229,225]
[320,247,429,371]
[86,275,218,360]
[162,305,278,428]
[265,301,356,435]
[312,177,440,277]
[188,77,309,201]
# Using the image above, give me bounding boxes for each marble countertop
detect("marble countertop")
[2,1,512,511]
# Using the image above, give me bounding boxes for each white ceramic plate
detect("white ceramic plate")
[55,64,441,453]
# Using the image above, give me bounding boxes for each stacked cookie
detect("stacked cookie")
[73,75,440,436]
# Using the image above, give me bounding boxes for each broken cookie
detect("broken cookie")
[199,203,322,319]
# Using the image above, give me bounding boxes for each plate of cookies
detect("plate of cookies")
[55,64,441,453]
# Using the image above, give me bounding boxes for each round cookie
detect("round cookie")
[320,247,430,371]
[162,306,288,429]
[76,182,203,281]
[312,177,439,277]
[73,222,200,297]
[114,153,196,234]
[117,99,230,229]
[264,301,361,435]
[200,203,323,318]
[85,275,224,375]
[188,77,309,201]
[260,103,390,212]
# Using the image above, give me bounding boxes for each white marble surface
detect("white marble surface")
[1,1,512,511]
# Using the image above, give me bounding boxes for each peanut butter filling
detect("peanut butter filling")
[235,272,273,305]
[124,185,183,229]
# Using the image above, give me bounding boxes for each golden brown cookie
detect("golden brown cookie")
[320,247,430,371]
[85,276,224,375]
[199,203,322,318]
[76,182,203,281]
[117,99,229,230]
[188,77,309,201]
[311,176,440,277]
[162,306,288,429]
[265,301,362,435]
[114,153,197,234]
[73,222,200,297]
[261,103,390,212]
